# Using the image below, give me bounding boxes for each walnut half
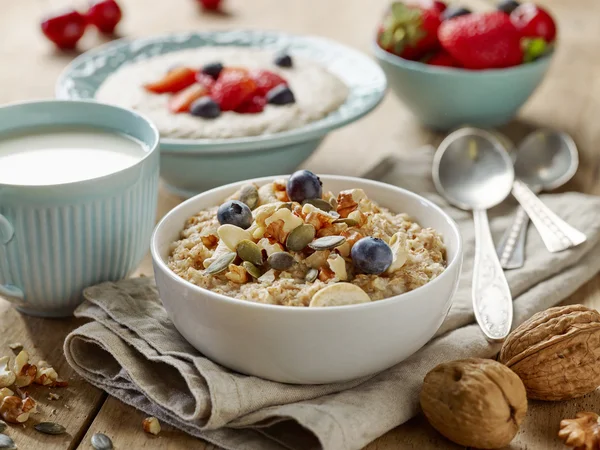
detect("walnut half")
[559,411,600,450]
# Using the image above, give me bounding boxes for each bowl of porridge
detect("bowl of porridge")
[151,172,462,384]
[57,30,387,197]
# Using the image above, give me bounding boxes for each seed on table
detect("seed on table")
[242,261,262,279]
[91,433,113,450]
[308,235,346,251]
[236,240,263,266]
[267,252,295,271]
[302,198,333,212]
[204,252,236,275]
[34,422,66,435]
[239,184,259,210]
[0,421,6,433]
[286,224,316,252]
[305,268,319,282]
[0,434,16,450]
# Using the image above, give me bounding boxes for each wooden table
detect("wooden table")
[2,0,600,448]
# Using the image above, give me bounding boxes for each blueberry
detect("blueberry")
[201,62,223,79]
[286,170,322,203]
[496,0,520,14]
[351,237,393,275]
[441,6,471,20]
[190,97,221,119]
[267,85,295,105]
[274,53,293,68]
[217,200,253,229]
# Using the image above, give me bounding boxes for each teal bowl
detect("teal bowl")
[57,30,387,198]
[372,42,554,131]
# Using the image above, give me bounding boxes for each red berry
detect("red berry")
[249,69,288,96]
[144,67,197,94]
[510,3,557,43]
[195,72,216,91]
[168,84,209,113]
[426,51,461,67]
[86,0,122,34]
[210,68,257,111]
[199,0,221,11]
[235,94,267,114]
[378,3,442,60]
[438,11,523,69]
[40,9,87,50]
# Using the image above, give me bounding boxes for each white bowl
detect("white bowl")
[151,176,463,384]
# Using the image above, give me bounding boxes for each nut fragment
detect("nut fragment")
[499,304,600,400]
[8,343,23,353]
[203,240,233,268]
[309,283,371,307]
[35,361,59,386]
[420,358,527,449]
[0,357,15,388]
[386,232,409,273]
[336,189,366,218]
[264,208,304,242]
[256,238,284,257]
[48,393,60,401]
[301,203,338,231]
[327,254,348,281]
[559,411,600,450]
[142,416,161,435]
[0,389,14,403]
[0,395,31,424]
[225,264,248,284]
[13,351,36,388]
[217,224,252,251]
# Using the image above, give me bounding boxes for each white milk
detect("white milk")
[0,126,147,185]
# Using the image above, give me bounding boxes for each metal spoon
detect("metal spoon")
[433,128,515,342]
[496,129,586,269]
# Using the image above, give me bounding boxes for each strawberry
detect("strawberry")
[210,68,257,111]
[426,50,461,67]
[198,0,221,10]
[235,94,267,114]
[144,67,197,94]
[195,72,216,91]
[377,2,442,60]
[168,84,209,113]
[249,69,288,96]
[40,9,87,50]
[438,11,523,69]
[510,3,557,43]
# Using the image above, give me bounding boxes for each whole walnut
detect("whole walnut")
[420,358,527,449]
[499,304,600,401]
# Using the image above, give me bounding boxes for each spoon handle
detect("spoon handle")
[511,180,587,253]
[472,209,513,342]
[496,206,529,270]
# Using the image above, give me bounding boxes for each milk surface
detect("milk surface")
[0,126,147,185]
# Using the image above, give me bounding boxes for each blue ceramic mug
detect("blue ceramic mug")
[0,100,160,317]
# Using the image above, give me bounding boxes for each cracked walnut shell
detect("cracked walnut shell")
[420,358,527,449]
[499,304,600,401]
[559,412,600,450]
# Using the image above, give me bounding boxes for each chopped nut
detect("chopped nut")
[559,411,600,449]
[0,388,14,402]
[337,189,366,218]
[14,351,36,388]
[256,238,284,257]
[305,250,330,269]
[48,393,60,401]
[257,182,280,204]
[253,203,279,226]
[0,357,16,388]
[327,254,348,281]
[273,179,289,202]
[0,395,34,423]
[318,266,335,282]
[225,264,248,284]
[387,232,409,273]
[203,240,234,269]
[35,364,59,386]
[264,208,304,241]
[200,234,218,249]
[301,203,337,231]
[142,416,161,435]
[250,225,266,240]
[264,219,287,244]
[347,210,366,226]
[258,269,276,284]
[8,343,23,353]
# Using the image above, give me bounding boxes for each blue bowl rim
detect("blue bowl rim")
[56,30,388,155]
[372,39,555,76]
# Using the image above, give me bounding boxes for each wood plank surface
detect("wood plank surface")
[2,0,600,448]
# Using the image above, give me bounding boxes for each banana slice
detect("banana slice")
[309,282,371,307]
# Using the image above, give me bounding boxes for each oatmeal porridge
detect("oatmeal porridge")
[168,171,447,307]
[95,47,349,139]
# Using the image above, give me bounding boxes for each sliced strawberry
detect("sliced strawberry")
[210,68,257,111]
[249,69,288,96]
[195,72,216,90]
[144,67,197,94]
[426,50,462,67]
[235,94,267,114]
[168,84,209,113]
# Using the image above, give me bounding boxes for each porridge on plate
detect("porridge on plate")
[168,171,447,307]
[95,47,349,139]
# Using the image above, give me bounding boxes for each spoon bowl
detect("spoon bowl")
[513,129,578,191]
[433,127,515,210]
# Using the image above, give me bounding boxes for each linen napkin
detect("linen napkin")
[64,147,600,450]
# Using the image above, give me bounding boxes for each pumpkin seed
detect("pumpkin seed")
[236,240,263,266]
[91,433,113,450]
[267,252,295,271]
[333,218,359,227]
[305,268,319,283]
[0,434,16,450]
[286,224,316,252]
[302,198,333,212]
[329,197,338,209]
[239,184,259,210]
[277,202,294,211]
[308,235,346,251]
[0,421,6,433]
[34,422,66,435]
[242,261,262,279]
[204,252,236,275]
